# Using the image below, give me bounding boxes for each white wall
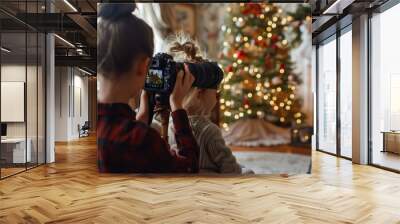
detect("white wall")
[1,65,26,141]
[71,73,89,138]
[55,67,89,141]
[55,67,69,141]
[1,63,46,164]
[1,65,26,135]
[1,65,38,138]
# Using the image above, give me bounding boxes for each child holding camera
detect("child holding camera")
[97,4,199,173]
[166,35,249,174]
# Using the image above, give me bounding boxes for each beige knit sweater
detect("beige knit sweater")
[168,116,242,174]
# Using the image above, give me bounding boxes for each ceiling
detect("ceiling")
[1,32,45,65]
[0,0,98,74]
[311,0,390,43]
[1,0,393,73]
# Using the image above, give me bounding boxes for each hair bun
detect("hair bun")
[98,3,136,21]
[170,41,204,62]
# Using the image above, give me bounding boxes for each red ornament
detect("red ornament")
[252,4,262,15]
[271,44,278,52]
[243,97,249,106]
[280,64,285,70]
[264,56,273,69]
[242,3,262,15]
[226,65,233,73]
[271,34,279,43]
[237,50,246,59]
[256,39,267,47]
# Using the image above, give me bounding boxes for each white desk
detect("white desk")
[1,138,31,163]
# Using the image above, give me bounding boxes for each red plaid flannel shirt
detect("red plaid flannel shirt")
[97,103,199,173]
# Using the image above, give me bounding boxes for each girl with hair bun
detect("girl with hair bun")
[97,3,200,173]
[165,33,252,174]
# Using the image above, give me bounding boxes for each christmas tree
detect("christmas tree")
[219,3,311,130]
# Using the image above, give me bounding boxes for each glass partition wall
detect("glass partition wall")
[1,31,27,177]
[339,27,352,159]
[0,2,46,179]
[370,3,400,171]
[315,0,400,172]
[317,35,337,155]
[315,25,352,159]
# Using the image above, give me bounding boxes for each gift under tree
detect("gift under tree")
[219,3,310,146]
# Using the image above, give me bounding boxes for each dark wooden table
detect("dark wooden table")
[381,131,400,154]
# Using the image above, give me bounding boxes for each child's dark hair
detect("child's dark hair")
[97,3,154,77]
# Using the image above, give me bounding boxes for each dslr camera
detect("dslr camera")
[144,53,223,94]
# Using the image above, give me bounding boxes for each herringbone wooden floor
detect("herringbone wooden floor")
[1,136,400,224]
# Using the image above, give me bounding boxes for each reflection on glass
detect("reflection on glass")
[340,29,352,158]
[371,3,400,171]
[38,33,46,165]
[27,31,38,169]
[1,31,27,177]
[0,1,46,179]
[318,37,337,154]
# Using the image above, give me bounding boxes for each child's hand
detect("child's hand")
[136,90,150,123]
[170,64,194,112]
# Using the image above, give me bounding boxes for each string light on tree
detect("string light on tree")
[220,3,310,127]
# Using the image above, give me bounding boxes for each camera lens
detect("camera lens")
[185,62,223,89]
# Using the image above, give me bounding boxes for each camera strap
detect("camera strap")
[146,92,156,125]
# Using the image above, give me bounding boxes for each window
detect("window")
[0,1,46,179]
[317,36,337,154]
[370,2,400,171]
[339,28,352,158]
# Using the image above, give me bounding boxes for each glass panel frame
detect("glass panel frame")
[0,0,47,179]
[315,22,354,161]
[339,25,353,159]
[0,19,28,178]
[369,2,400,172]
[317,34,337,155]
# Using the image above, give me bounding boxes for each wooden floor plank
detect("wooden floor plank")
[0,135,399,223]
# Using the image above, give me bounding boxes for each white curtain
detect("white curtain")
[292,24,313,125]
[134,3,175,54]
